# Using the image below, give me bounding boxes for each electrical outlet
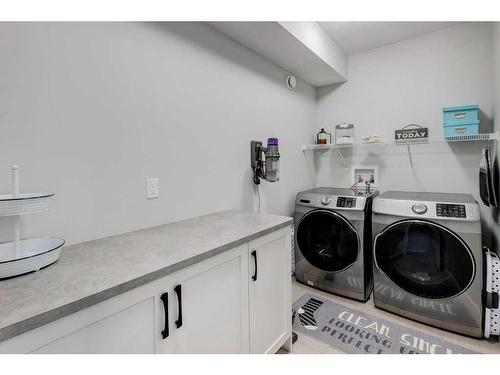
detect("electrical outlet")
[146,178,159,199]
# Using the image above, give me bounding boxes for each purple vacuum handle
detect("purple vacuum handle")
[267,138,278,147]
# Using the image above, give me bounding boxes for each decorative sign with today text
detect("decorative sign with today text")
[395,124,429,144]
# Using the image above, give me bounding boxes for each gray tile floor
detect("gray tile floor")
[279,278,500,354]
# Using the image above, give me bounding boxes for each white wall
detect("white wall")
[0,22,317,245]
[0,22,497,249]
[315,23,496,245]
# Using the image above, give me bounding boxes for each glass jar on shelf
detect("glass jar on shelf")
[335,123,354,144]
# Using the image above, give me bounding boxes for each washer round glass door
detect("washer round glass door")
[374,220,475,299]
[297,210,359,272]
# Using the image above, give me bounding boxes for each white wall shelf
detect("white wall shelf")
[301,132,499,168]
[301,132,499,151]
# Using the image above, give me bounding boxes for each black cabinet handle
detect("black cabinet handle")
[251,250,258,281]
[160,292,169,339]
[174,284,183,328]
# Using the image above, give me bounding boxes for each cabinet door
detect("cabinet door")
[248,227,292,354]
[33,298,155,354]
[154,277,176,353]
[162,245,249,354]
[0,279,162,354]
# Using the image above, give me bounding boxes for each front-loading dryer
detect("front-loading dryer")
[372,191,483,337]
[294,187,378,301]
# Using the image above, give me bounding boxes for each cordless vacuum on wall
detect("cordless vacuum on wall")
[250,138,280,185]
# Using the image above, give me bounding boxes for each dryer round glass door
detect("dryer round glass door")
[296,210,359,272]
[374,220,475,299]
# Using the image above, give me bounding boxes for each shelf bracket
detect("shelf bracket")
[335,146,348,169]
[406,144,414,169]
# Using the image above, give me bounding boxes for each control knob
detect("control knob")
[412,203,427,214]
[321,196,332,206]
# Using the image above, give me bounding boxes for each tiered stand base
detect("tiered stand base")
[0,238,64,279]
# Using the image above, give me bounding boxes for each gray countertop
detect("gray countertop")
[0,209,292,343]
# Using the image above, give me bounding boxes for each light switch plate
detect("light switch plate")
[146,178,159,199]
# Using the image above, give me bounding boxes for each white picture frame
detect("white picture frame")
[351,165,379,188]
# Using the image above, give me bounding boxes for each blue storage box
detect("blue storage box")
[443,105,479,126]
[443,104,479,137]
[443,123,479,137]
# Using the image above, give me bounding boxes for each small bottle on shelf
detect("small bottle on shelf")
[317,128,328,144]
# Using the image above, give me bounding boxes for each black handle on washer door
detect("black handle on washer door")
[174,284,183,328]
[160,292,169,339]
[251,250,258,281]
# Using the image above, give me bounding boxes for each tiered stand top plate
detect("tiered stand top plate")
[0,193,54,216]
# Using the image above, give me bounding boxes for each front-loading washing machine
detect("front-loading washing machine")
[294,187,378,301]
[372,191,484,337]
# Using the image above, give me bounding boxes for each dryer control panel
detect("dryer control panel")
[337,197,357,208]
[436,203,466,218]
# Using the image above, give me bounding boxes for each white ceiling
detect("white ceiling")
[318,22,461,55]
[209,22,347,86]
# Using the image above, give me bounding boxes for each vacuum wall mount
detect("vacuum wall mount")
[251,138,280,185]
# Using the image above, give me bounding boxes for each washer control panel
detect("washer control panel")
[372,197,479,221]
[337,197,357,208]
[436,203,466,218]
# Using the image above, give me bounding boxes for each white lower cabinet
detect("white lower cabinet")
[0,227,291,354]
[33,297,155,354]
[0,279,161,354]
[156,244,249,354]
[248,229,292,353]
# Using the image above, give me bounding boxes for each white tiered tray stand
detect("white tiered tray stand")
[0,166,64,279]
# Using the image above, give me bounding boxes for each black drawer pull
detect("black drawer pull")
[251,250,258,281]
[174,284,183,328]
[160,292,169,339]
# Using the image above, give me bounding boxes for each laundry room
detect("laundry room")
[0,0,500,371]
